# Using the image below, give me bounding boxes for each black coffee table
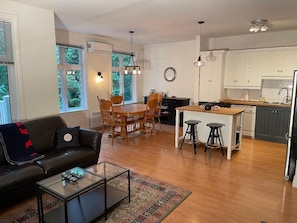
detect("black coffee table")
[36,161,130,223]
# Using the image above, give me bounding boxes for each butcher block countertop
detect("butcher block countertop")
[220,99,291,108]
[176,105,244,116]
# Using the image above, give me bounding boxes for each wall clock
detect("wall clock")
[164,67,176,82]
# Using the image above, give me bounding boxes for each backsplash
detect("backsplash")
[226,79,293,103]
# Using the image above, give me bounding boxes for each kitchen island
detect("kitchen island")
[175,105,245,160]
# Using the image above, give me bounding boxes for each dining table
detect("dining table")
[112,103,148,138]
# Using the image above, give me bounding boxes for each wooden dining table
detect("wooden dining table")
[112,104,148,138]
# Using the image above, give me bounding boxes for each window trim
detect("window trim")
[57,45,87,113]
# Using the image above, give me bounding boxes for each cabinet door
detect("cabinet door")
[262,47,297,78]
[273,108,290,143]
[224,51,249,88]
[199,50,226,102]
[255,106,272,140]
[248,51,262,88]
[255,106,290,143]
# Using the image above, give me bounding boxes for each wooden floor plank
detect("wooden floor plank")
[99,124,297,223]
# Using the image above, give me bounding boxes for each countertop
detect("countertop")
[220,99,291,108]
[176,105,245,116]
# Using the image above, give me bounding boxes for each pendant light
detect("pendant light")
[124,31,141,75]
[194,21,205,67]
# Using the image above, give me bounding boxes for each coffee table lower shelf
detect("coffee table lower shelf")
[43,185,128,223]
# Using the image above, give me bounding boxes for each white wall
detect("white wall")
[1,0,59,120]
[143,40,197,103]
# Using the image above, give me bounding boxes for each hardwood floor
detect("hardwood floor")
[1,124,296,222]
[99,124,297,223]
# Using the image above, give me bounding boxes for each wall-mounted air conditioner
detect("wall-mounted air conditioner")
[87,41,112,53]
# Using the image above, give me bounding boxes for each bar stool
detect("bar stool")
[205,123,225,159]
[180,120,201,154]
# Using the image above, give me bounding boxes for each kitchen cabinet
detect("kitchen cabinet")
[199,50,227,102]
[261,47,297,78]
[160,97,190,126]
[224,50,261,89]
[255,106,290,143]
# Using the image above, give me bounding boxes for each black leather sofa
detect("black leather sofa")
[0,115,102,209]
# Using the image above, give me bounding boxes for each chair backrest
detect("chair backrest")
[111,94,124,106]
[148,93,162,106]
[99,99,114,124]
[146,99,158,119]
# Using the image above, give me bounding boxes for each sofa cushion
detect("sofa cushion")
[35,147,98,176]
[56,126,80,149]
[0,164,44,193]
[24,116,67,153]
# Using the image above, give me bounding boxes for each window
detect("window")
[0,20,13,124]
[56,45,87,112]
[112,52,135,102]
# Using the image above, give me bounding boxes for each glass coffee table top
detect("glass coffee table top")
[37,168,104,199]
[86,161,129,180]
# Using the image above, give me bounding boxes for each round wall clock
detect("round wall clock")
[164,67,176,82]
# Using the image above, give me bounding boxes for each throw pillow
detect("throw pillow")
[56,126,80,149]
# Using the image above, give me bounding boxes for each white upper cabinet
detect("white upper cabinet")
[224,50,261,89]
[261,47,297,78]
[199,50,226,102]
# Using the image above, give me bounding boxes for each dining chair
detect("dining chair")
[99,98,127,145]
[111,93,124,106]
[138,98,158,134]
[148,93,163,129]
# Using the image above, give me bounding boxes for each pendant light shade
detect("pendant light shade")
[124,31,141,75]
[194,21,205,67]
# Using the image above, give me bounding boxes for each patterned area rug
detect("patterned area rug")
[0,171,191,223]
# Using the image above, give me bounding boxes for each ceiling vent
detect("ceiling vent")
[87,41,112,53]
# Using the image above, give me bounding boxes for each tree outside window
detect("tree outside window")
[112,53,134,102]
[56,45,86,112]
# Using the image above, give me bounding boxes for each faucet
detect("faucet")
[278,87,290,104]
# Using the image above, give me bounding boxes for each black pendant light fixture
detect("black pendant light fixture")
[124,31,141,75]
[194,21,205,67]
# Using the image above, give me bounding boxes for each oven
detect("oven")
[231,105,256,138]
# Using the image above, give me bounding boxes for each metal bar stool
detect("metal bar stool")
[180,120,201,154]
[205,123,225,159]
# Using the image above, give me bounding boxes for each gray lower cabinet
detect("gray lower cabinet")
[255,106,290,143]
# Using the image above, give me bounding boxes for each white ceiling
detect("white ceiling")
[11,0,297,44]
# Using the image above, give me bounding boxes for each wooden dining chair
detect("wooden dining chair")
[99,98,127,145]
[148,93,163,129]
[138,98,158,134]
[111,93,124,106]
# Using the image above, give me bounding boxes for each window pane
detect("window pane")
[124,74,132,101]
[66,70,81,108]
[56,46,60,64]
[112,71,120,95]
[57,69,62,109]
[112,53,120,67]
[123,54,131,66]
[0,65,9,100]
[65,48,80,65]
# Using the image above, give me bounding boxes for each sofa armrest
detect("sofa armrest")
[79,129,102,159]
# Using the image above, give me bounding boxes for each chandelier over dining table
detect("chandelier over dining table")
[124,31,141,75]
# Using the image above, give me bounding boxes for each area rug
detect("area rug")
[0,171,191,223]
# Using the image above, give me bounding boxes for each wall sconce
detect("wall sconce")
[96,72,103,83]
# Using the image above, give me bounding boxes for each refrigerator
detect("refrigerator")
[285,70,297,181]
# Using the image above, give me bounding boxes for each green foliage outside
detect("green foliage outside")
[112,53,133,101]
[0,66,9,100]
[0,24,9,100]
[56,46,81,109]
